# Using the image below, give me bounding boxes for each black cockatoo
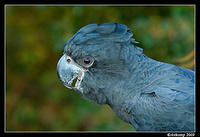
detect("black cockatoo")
[57,23,195,131]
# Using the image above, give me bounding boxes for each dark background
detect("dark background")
[5,5,195,131]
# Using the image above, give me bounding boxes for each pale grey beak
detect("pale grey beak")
[57,55,84,92]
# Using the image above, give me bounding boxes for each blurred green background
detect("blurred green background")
[6,5,195,131]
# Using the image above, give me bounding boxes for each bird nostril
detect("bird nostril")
[66,58,71,63]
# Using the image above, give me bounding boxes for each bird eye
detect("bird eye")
[84,58,91,64]
[80,56,94,68]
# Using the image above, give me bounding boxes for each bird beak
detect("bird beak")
[57,55,84,93]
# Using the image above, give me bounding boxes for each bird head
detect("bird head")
[57,23,141,104]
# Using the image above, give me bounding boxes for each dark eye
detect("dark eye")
[80,56,94,68]
[84,58,91,64]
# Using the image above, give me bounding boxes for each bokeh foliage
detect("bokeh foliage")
[6,5,194,131]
